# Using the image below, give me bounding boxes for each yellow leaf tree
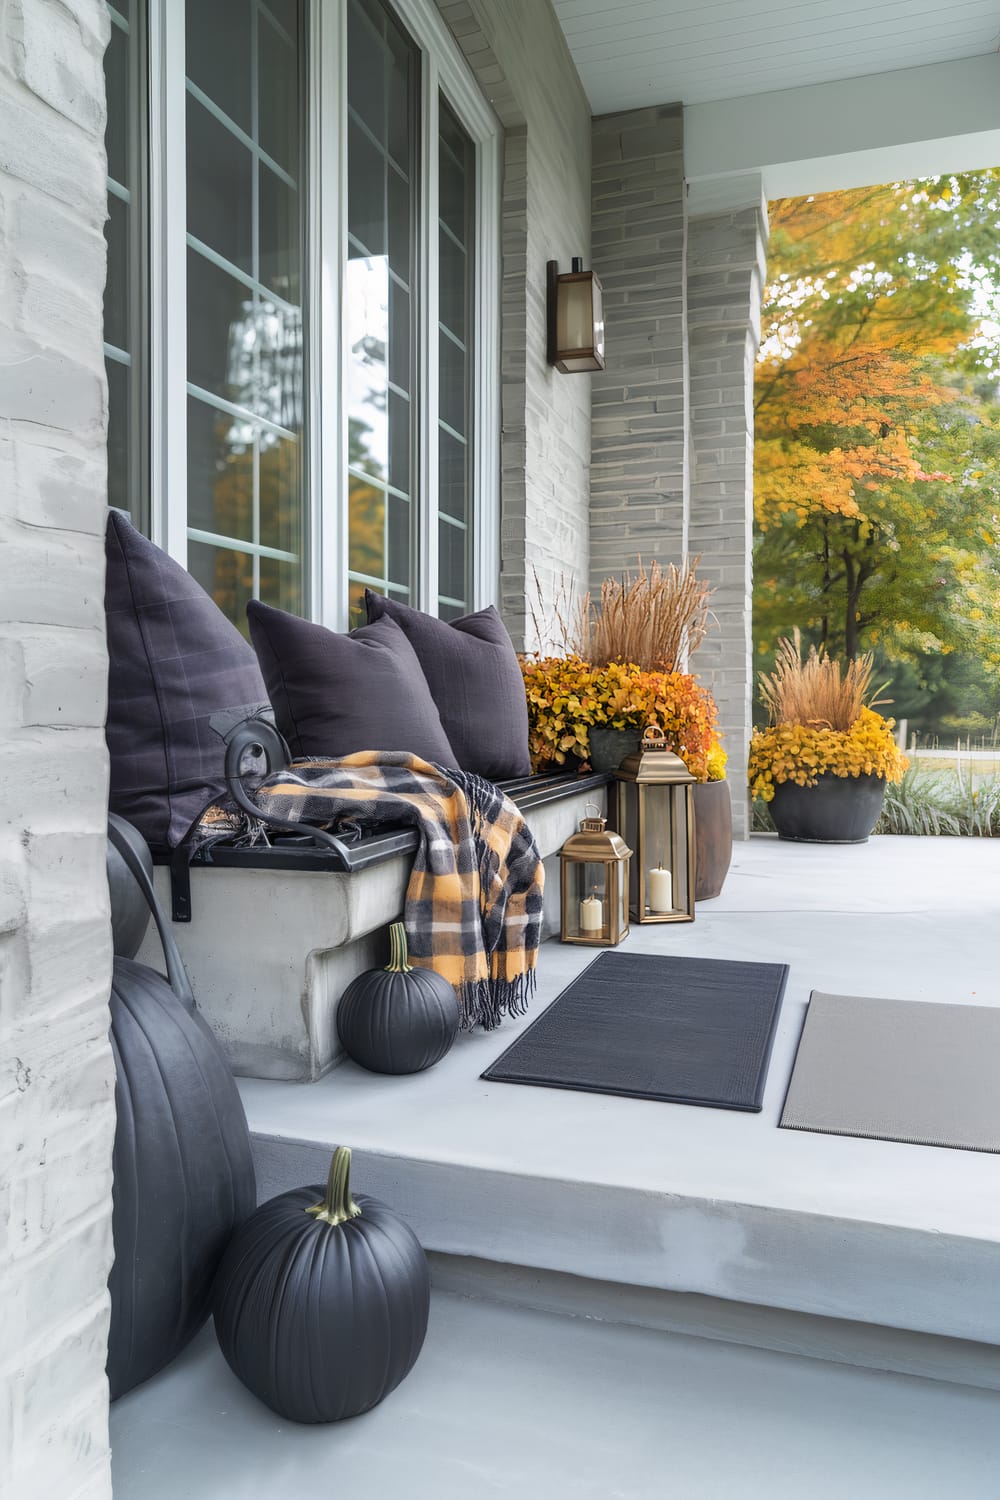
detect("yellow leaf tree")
[754,173,1000,677]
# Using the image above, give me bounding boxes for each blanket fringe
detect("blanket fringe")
[458,969,537,1033]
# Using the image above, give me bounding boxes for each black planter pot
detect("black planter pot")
[693,779,733,900]
[769,772,886,844]
[587,727,642,773]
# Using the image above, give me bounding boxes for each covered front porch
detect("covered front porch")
[6,2,1000,1497]
[111,833,1000,1496]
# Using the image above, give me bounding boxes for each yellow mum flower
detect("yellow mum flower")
[748,707,908,802]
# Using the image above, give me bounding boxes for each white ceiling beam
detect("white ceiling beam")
[685,53,1000,206]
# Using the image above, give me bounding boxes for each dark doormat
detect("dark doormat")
[482,953,789,1112]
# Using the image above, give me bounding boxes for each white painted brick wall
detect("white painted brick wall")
[437,0,592,649]
[0,5,115,1500]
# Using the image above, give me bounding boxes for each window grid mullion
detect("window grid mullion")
[417,51,439,615]
[310,0,346,629]
[250,0,261,574]
[157,0,188,563]
[469,119,499,611]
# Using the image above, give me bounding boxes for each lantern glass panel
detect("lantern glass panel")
[562,860,609,942]
[592,278,605,363]
[561,855,631,944]
[555,277,592,355]
[668,785,692,914]
[641,783,676,916]
[617,782,641,917]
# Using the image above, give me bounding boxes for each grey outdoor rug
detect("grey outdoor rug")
[482,953,789,1112]
[780,991,1000,1153]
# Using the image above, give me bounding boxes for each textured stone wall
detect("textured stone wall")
[436,0,592,649]
[589,105,688,590]
[0,3,115,1497]
[687,194,768,837]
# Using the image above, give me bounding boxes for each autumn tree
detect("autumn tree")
[754,173,1000,698]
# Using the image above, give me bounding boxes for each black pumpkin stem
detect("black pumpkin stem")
[307,1146,362,1227]
[386,922,412,974]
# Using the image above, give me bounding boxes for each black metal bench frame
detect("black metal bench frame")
[161,720,610,921]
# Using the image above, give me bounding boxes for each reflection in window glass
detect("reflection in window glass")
[346,0,417,628]
[437,97,474,620]
[184,0,306,632]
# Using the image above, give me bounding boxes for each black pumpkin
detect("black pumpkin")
[213,1147,430,1423]
[106,820,256,1401]
[336,922,459,1074]
[106,813,154,958]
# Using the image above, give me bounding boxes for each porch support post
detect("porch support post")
[589,104,688,591]
[0,0,116,1492]
[686,178,768,839]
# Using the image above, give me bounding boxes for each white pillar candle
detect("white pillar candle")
[579,893,604,933]
[647,865,673,913]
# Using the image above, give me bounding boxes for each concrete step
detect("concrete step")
[240,838,1000,1378]
[110,1283,1000,1500]
[242,934,1000,1368]
[250,1102,1000,1387]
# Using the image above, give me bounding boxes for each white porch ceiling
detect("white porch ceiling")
[552,0,1000,114]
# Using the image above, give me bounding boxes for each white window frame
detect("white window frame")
[143,0,500,629]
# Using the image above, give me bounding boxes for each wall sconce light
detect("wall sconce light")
[547,257,605,373]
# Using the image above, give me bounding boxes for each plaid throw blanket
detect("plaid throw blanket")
[244,752,544,1031]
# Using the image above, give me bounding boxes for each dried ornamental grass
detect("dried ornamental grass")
[758,630,887,731]
[573,558,714,672]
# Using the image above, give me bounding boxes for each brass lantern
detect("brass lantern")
[558,804,631,946]
[611,725,696,924]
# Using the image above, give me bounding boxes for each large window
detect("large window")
[345,0,418,626]
[102,0,498,632]
[437,96,475,621]
[184,0,307,624]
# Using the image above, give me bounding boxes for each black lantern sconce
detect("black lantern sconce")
[547,258,606,373]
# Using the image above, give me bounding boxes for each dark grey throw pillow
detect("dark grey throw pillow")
[364,592,531,780]
[105,511,270,849]
[247,601,458,766]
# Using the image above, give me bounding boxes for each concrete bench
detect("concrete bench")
[137,770,610,1082]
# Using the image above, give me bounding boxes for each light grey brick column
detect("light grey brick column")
[436,0,593,648]
[0,3,116,1497]
[687,186,768,838]
[589,105,687,589]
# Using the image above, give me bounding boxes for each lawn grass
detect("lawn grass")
[910,754,1000,776]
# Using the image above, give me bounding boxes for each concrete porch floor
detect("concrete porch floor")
[111,834,1000,1498]
[111,1291,1000,1500]
[244,834,1000,1347]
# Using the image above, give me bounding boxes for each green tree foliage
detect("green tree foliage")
[754,172,1000,725]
